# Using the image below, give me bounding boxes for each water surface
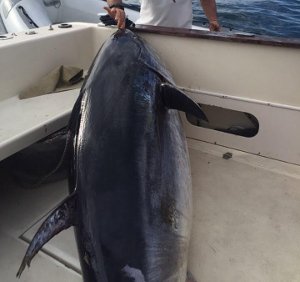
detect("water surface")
[124,0,300,38]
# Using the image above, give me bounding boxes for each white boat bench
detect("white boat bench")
[0,89,80,161]
[0,23,109,162]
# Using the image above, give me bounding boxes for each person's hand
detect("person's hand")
[209,20,220,31]
[104,6,126,29]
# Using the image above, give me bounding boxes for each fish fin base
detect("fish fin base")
[16,192,77,278]
[186,271,198,282]
[160,83,208,122]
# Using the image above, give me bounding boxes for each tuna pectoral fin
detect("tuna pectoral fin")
[16,193,77,278]
[160,83,208,122]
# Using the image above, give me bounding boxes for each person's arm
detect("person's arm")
[104,0,126,29]
[199,0,220,31]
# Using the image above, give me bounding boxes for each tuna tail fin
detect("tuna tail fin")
[16,193,77,278]
[160,83,208,122]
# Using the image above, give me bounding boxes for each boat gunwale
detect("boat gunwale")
[134,25,300,48]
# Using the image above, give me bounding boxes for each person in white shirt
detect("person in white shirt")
[105,0,220,31]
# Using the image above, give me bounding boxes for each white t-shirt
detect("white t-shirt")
[135,0,193,28]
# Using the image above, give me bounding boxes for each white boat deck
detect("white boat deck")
[1,139,300,282]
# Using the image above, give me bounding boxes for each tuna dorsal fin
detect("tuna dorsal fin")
[16,193,77,278]
[160,83,208,122]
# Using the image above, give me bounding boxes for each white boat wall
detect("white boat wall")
[0,23,299,164]
[0,24,300,281]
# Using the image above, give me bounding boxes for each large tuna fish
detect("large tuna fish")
[17,29,207,282]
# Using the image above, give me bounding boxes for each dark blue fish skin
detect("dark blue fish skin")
[70,30,193,282]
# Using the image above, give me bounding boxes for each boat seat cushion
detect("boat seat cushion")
[19,66,84,99]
